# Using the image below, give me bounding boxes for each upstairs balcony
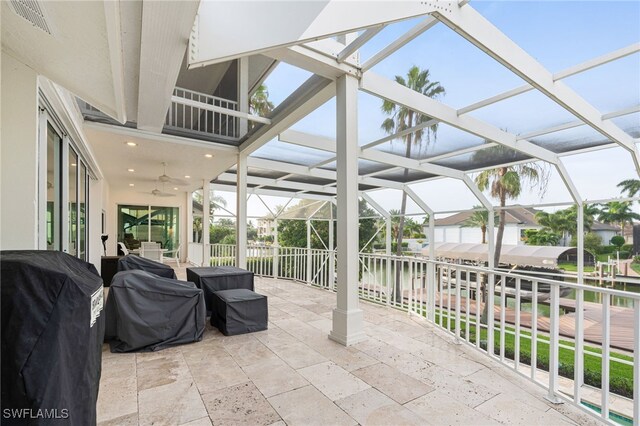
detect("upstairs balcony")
[79,87,251,145]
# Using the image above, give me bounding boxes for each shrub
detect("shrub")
[610,235,625,249]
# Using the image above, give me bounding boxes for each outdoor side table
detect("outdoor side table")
[186,266,254,313]
[210,289,268,336]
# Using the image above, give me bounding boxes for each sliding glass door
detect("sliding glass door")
[118,205,179,250]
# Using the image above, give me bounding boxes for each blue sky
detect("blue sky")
[242,1,640,217]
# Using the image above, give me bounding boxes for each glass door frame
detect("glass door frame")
[38,106,90,260]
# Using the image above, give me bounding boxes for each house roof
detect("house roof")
[434,207,539,227]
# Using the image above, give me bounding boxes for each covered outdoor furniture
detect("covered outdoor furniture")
[1,250,105,426]
[104,270,206,352]
[186,266,254,312]
[117,254,176,279]
[210,289,268,336]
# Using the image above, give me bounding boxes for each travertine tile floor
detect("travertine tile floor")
[97,272,603,426]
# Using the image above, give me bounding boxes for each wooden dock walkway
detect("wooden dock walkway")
[433,293,635,352]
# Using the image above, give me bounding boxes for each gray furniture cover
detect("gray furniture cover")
[186,266,254,312]
[1,250,105,426]
[117,254,176,279]
[210,289,268,336]
[105,270,206,352]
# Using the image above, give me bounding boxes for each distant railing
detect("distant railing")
[202,243,638,425]
[166,87,239,140]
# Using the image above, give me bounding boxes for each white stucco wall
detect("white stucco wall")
[1,52,39,250]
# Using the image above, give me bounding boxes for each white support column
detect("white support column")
[574,200,585,401]
[61,137,70,254]
[238,56,249,137]
[202,181,210,266]
[330,74,365,346]
[186,191,193,262]
[236,153,248,268]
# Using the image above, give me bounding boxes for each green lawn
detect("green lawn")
[557,262,595,273]
[433,311,633,398]
[630,262,640,275]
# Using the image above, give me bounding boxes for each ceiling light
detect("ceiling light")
[205,154,213,158]
[184,175,190,179]
[126,141,137,147]
[129,183,134,187]
[71,163,76,167]
[127,168,135,172]
[173,187,178,190]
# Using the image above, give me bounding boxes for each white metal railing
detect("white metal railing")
[166,87,239,140]
[204,243,639,425]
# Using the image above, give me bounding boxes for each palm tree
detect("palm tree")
[249,84,274,117]
[381,66,444,258]
[381,66,444,302]
[617,179,640,199]
[473,145,548,266]
[462,206,497,244]
[598,201,640,237]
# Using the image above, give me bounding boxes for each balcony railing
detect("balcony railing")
[195,243,639,425]
[165,87,239,140]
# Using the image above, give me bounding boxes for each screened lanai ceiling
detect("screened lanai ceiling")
[202,0,639,210]
[63,0,639,210]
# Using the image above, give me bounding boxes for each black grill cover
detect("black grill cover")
[210,289,268,336]
[105,270,206,352]
[186,266,254,313]
[1,250,105,426]
[117,255,176,279]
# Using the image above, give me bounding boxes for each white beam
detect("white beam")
[236,153,248,268]
[103,0,127,123]
[361,148,465,179]
[202,181,210,266]
[362,16,439,72]
[360,71,560,165]
[266,43,360,80]
[404,187,433,215]
[279,129,335,152]
[457,42,640,116]
[433,5,640,173]
[337,25,385,63]
[137,1,199,132]
[239,76,335,155]
[360,193,390,218]
[361,119,437,150]
[217,173,337,195]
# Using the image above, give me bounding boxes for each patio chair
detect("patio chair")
[163,244,182,267]
[117,242,129,256]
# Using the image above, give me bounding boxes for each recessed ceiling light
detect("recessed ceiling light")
[184,175,190,179]
[173,187,178,190]
[127,168,135,172]
[204,154,213,158]
[71,163,77,167]
[129,183,135,187]
[126,141,137,147]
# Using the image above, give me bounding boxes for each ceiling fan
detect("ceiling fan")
[141,182,176,197]
[158,162,187,186]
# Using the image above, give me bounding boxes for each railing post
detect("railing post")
[545,284,563,404]
[273,218,279,279]
[601,293,611,420]
[633,299,639,426]
[329,216,335,290]
[306,220,312,284]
